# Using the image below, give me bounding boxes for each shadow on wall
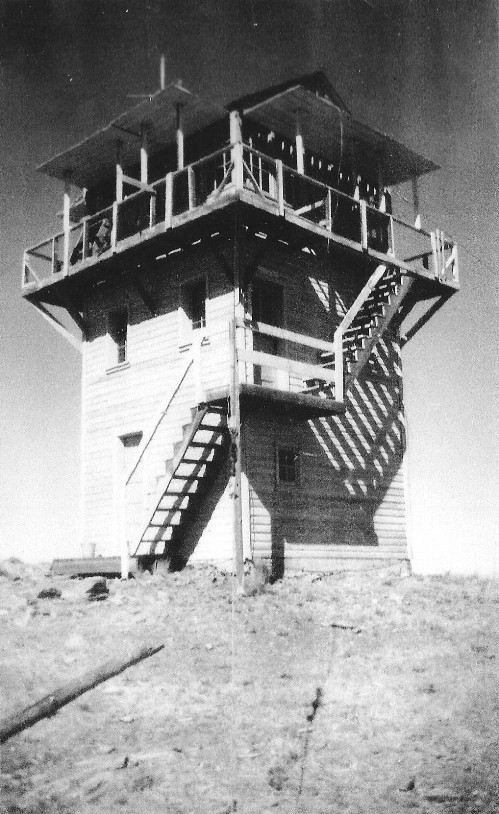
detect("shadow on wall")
[271,332,406,579]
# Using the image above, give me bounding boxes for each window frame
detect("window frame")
[276,444,300,487]
[178,275,208,349]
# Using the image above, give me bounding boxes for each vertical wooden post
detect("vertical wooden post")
[412,177,421,229]
[140,124,149,184]
[165,172,173,229]
[176,104,184,170]
[360,199,368,250]
[334,329,344,403]
[276,159,284,216]
[229,213,245,593]
[120,472,129,580]
[187,165,195,209]
[230,110,243,190]
[63,171,71,274]
[160,54,166,90]
[115,140,123,203]
[326,188,332,232]
[295,110,304,175]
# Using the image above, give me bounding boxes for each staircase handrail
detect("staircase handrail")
[333,264,388,402]
[126,355,194,486]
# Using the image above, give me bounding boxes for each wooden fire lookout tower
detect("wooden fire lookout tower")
[23,73,459,579]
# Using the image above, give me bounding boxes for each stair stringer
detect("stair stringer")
[344,275,414,391]
[133,405,229,560]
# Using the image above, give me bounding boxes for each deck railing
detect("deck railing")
[235,317,340,401]
[22,142,458,289]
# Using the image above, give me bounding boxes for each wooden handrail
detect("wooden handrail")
[238,317,336,354]
[237,348,337,385]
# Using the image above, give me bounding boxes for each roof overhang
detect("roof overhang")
[37,83,226,188]
[236,84,438,186]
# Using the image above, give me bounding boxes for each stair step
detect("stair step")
[198,414,228,430]
[175,462,208,479]
[192,429,226,445]
[157,495,190,511]
[141,526,175,543]
[167,478,201,495]
[189,436,225,448]
[149,509,184,527]
[182,447,217,464]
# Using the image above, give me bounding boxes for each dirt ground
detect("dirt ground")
[1,558,498,814]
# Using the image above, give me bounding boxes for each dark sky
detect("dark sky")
[0,0,497,570]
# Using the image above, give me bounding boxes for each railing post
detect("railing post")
[82,219,88,261]
[360,199,368,250]
[230,110,243,190]
[51,236,57,276]
[187,165,195,210]
[165,172,173,230]
[111,201,118,250]
[63,171,71,275]
[326,188,332,232]
[276,159,284,216]
[334,329,344,403]
[389,215,395,256]
[149,191,156,228]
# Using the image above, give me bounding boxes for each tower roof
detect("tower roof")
[37,82,226,188]
[37,73,438,190]
[228,71,438,186]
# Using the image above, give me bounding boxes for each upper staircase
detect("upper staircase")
[303,264,414,399]
[134,404,229,561]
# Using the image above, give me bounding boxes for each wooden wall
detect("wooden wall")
[81,244,234,557]
[241,237,408,573]
[80,225,408,571]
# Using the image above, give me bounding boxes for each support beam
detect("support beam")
[295,109,304,175]
[30,301,82,353]
[400,292,453,346]
[57,292,88,336]
[176,104,184,170]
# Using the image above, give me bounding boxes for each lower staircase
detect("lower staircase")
[304,264,414,398]
[134,404,228,561]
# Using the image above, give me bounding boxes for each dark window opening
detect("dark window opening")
[277,446,299,485]
[109,310,128,364]
[252,279,283,327]
[185,278,206,329]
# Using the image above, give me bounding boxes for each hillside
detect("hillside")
[1,560,498,813]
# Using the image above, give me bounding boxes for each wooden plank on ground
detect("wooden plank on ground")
[0,642,164,744]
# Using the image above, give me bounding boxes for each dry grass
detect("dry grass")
[1,560,498,813]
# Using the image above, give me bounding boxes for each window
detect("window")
[277,446,299,485]
[108,310,128,365]
[184,278,206,330]
[252,278,283,327]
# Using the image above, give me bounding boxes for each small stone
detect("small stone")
[37,587,62,599]
[205,643,214,650]
[399,778,416,792]
[119,715,135,724]
[425,788,461,803]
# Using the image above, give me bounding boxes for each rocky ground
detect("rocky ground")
[1,558,498,813]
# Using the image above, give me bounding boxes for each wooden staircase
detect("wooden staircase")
[304,264,414,398]
[134,404,229,561]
